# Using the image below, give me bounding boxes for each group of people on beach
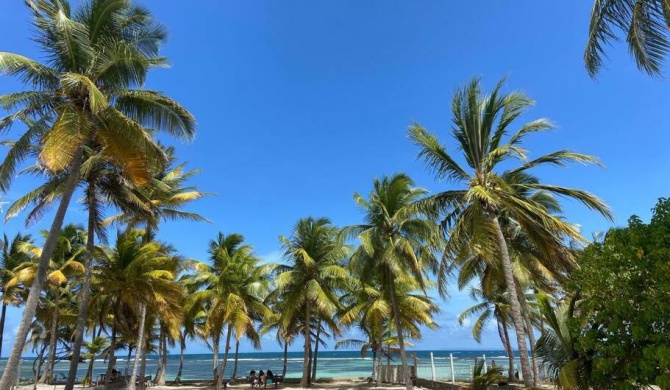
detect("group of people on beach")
[250,369,275,388]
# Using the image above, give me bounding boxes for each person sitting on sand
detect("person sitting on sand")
[264,370,274,388]
[259,370,266,386]
[250,370,260,388]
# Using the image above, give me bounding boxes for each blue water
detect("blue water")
[0,350,522,383]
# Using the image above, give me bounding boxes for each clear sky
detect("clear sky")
[0,1,668,356]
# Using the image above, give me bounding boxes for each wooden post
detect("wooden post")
[450,353,455,384]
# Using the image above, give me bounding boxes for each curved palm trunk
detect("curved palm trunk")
[0,303,6,360]
[216,325,232,390]
[371,349,377,380]
[282,339,288,378]
[232,339,240,379]
[129,303,148,390]
[0,150,83,389]
[498,319,515,382]
[175,332,186,383]
[65,180,97,390]
[388,278,412,390]
[491,216,532,387]
[41,288,61,384]
[300,304,311,387]
[311,321,321,382]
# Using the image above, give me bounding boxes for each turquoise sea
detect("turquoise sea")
[1,350,525,383]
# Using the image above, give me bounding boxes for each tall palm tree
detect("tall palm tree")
[191,233,271,390]
[272,217,350,387]
[343,174,440,390]
[585,0,670,77]
[0,1,195,385]
[0,233,35,359]
[408,77,612,387]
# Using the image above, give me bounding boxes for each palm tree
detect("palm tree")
[459,286,515,381]
[93,229,183,389]
[191,233,271,390]
[343,174,440,390]
[82,336,109,386]
[0,233,35,359]
[272,217,350,387]
[338,276,438,384]
[0,1,195,385]
[535,294,591,389]
[260,300,301,379]
[10,224,85,384]
[408,77,612,387]
[585,0,670,77]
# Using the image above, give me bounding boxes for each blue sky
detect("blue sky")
[1,1,669,356]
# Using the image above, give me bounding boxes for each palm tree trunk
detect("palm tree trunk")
[300,304,311,387]
[139,345,148,389]
[65,180,97,390]
[371,349,377,380]
[41,288,61,384]
[216,325,232,390]
[376,330,383,386]
[212,333,220,381]
[85,352,96,386]
[311,321,321,382]
[523,308,540,387]
[175,332,185,383]
[0,303,6,360]
[498,319,514,382]
[106,300,120,385]
[0,149,83,389]
[490,215,532,387]
[154,327,166,385]
[129,303,148,390]
[389,278,412,390]
[232,338,240,379]
[282,339,288,378]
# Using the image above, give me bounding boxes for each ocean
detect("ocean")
[1,350,522,383]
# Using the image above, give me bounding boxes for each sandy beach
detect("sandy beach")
[16,382,411,390]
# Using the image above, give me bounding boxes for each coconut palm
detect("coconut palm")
[535,294,591,389]
[585,0,670,77]
[10,224,85,384]
[0,0,195,384]
[0,233,35,359]
[272,217,350,387]
[190,233,271,390]
[93,229,183,389]
[82,336,109,386]
[459,286,515,381]
[338,275,438,384]
[343,174,440,390]
[4,146,158,389]
[260,299,301,379]
[408,77,612,387]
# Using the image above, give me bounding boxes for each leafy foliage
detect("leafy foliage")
[571,198,670,389]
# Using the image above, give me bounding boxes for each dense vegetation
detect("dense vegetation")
[0,1,668,390]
